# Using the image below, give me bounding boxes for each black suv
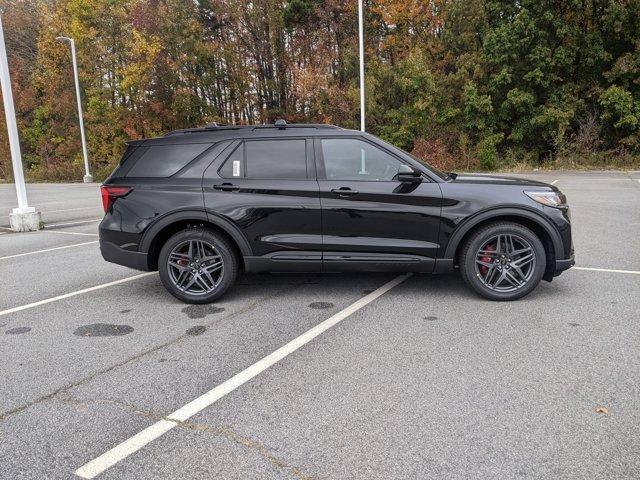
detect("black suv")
[99,121,574,303]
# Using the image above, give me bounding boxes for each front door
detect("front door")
[316,136,442,272]
[203,138,322,271]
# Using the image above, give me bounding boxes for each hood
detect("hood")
[449,173,553,188]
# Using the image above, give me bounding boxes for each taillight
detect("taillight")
[101,185,132,213]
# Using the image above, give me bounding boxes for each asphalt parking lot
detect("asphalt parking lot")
[1,171,639,480]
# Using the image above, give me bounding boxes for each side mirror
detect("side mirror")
[395,164,423,184]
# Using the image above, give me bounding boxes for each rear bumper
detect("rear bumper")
[100,240,150,271]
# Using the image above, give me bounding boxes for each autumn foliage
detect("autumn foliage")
[1,0,639,181]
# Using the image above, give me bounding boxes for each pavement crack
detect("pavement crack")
[51,394,313,479]
[173,419,315,480]
[0,284,300,422]
[57,393,166,422]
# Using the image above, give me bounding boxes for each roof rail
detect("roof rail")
[164,121,341,136]
[251,123,341,131]
[164,124,241,136]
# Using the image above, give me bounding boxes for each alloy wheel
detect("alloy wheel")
[167,239,224,295]
[474,234,536,292]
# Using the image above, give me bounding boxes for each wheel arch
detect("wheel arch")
[140,210,251,270]
[445,208,562,281]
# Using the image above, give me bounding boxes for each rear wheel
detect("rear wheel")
[459,222,546,301]
[158,228,238,304]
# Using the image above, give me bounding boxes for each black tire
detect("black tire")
[158,228,238,304]
[459,222,546,301]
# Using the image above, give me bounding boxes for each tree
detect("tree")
[1,0,639,181]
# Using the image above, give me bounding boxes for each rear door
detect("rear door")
[316,136,443,271]
[202,137,322,270]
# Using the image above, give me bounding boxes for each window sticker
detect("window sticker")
[232,160,240,177]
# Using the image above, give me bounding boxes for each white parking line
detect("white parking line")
[44,206,101,214]
[574,266,640,275]
[45,219,101,228]
[551,179,559,185]
[0,272,156,318]
[20,199,93,207]
[74,273,412,479]
[0,241,98,261]
[44,230,98,237]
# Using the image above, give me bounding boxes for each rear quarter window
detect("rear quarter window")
[218,143,244,178]
[126,143,211,178]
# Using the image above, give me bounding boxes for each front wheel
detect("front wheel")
[158,229,238,304]
[459,222,546,301]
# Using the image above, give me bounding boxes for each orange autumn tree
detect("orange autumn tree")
[1,0,639,181]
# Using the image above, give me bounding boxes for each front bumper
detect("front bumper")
[554,253,575,276]
[100,240,150,271]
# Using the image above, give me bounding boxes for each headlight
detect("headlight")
[524,190,567,208]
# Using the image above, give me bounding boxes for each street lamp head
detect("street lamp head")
[56,36,71,42]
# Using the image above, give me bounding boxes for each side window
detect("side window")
[219,143,244,178]
[218,140,308,180]
[321,138,405,181]
[126,143,210,178]
[246,139,307,179]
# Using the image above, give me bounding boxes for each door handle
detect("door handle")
[331,187,358,197]
[213,183,240,192]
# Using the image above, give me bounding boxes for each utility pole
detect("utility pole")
[57,36,92,183]
[0,14,41,231]
[358,0,366,132]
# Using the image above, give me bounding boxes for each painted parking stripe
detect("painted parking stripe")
[74,273,412,479]
[18,198,95,207]
[574,266,640,275]
[0,241,98,261]
[44,230,98,237]
[0,272,156,318]
[43,206,101,214]
[45,219,101,228]
[551,179,559,185]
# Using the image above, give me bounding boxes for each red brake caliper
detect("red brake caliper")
[479,243,495,275]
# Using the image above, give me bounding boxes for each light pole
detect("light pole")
[56,36,92,183]
[358,0,365,132]
[0,14,41,231]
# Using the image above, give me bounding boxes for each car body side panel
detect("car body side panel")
[313,135,444,269]
[100,141,232,253]
[438,182,572,262]
[99,128,573,281]
[318,180,443,260]
[201,139,322,264]
[99,178,206,252]
[137,209,252,256]
[201,179,322,258]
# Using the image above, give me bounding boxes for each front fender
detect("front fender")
[443,206,564,261]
